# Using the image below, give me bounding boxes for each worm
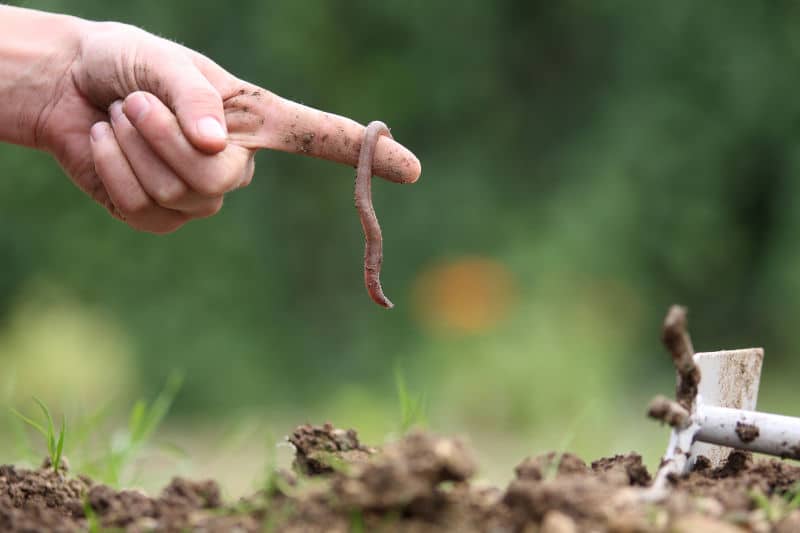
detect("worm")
[355,121,394,309]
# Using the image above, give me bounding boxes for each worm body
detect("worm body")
[355,121,394,309]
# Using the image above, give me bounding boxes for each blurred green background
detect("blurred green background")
[2,0,800,494]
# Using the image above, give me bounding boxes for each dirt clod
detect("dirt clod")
[289,422,374,476]
[591,452,652,486]
[736,421,760,443]
[515,452,588,481]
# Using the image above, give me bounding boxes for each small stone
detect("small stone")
[671,514,747,533]
[693,496,724,517]
[776,510,800,533]
[540,510,577,533]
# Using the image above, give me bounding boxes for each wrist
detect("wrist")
[0,6,89,149]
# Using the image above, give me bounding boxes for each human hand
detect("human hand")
[40,21,255,233]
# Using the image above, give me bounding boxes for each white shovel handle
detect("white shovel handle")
[695,404,800,460]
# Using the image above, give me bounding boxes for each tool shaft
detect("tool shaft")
[695,404,800,460]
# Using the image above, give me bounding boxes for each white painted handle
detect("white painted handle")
[695,405,800,460]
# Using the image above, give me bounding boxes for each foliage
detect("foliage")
[749,484,800,524]
[395,366,426,434]
[79,372,184,487]
[10,398,66,473]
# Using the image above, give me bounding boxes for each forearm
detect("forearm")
[0,6,86,148]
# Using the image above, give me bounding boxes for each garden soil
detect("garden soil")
[1,422,799,532]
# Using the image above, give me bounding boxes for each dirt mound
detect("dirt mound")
[1,423,799,532]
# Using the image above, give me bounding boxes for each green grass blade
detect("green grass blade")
[54,415,66,471]
[136,371,183,446]
[8,410,35,463]
[83,498,101,533]
[72,402,114,450]
[32,397,55,436]
[788,482,800,510]
[9,407,48,438]
[394,365,427,433]
[128,400,147,442]
[32,397,57,455]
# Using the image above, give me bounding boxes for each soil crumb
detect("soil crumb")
[1,423,799,532]
[736,421,761,443]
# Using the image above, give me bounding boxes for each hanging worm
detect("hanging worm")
[355,121,394,309]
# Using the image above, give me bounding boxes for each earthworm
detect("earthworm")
[220,86,421,307]
[355,121,394,309]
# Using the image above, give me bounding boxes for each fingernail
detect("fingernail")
[124,92,150,123]
[109,100,124,123]
[197,116,227,142]
[90,122,109,142]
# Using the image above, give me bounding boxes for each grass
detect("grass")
[8,371,185,488]
[94,371,184,486]
[749,483,800,524]
[543,403,594,481]
[10,397,66,473]
[83,497,102,533]
[348,509,365,533]
[394,366,426,434]
[262,431,294,497]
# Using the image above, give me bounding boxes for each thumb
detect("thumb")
[151,62,228,154]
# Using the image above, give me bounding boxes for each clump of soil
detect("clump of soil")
[1,423,799,532]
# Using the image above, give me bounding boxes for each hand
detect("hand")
[40,21,255,233]
[1,7,420,233]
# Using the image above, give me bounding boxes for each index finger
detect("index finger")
[223,86,421,184]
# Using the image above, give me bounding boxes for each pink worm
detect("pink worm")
[355,121,394,309]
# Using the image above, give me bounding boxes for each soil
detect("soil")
[736,422,760,444]
[2,423,799,532]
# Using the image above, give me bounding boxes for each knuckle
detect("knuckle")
[196,172,237,197]
[121,197,151,216]
[239,158,256,188]
[152,179,187,206]
[181,85,221,111]
[143,111,174,142]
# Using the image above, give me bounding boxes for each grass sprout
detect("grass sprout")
[749,485,800,524]
[348,509,365,533]
[10,397,66,473]
[4,373,37,465]
[394,366,426,434]
[787,481,800,510]
[543,403,593,481]
[80,371,183,487]
[83,497,101,533]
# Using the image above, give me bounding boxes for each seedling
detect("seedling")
[544,404,593,481]
[83,497,102,533]
[10,397,66,473]
[749,485,800,524]
[349,509,366,533]
[395,367,427,433]
[80,372,183,486]
[646,306,800,497]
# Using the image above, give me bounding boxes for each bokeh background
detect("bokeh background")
[2,0,800,494]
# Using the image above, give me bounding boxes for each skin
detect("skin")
[355,122,394,309]
[0,6,421,236]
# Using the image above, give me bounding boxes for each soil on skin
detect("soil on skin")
[2,423,799,532]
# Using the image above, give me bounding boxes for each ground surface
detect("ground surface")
[1,423,799,532]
